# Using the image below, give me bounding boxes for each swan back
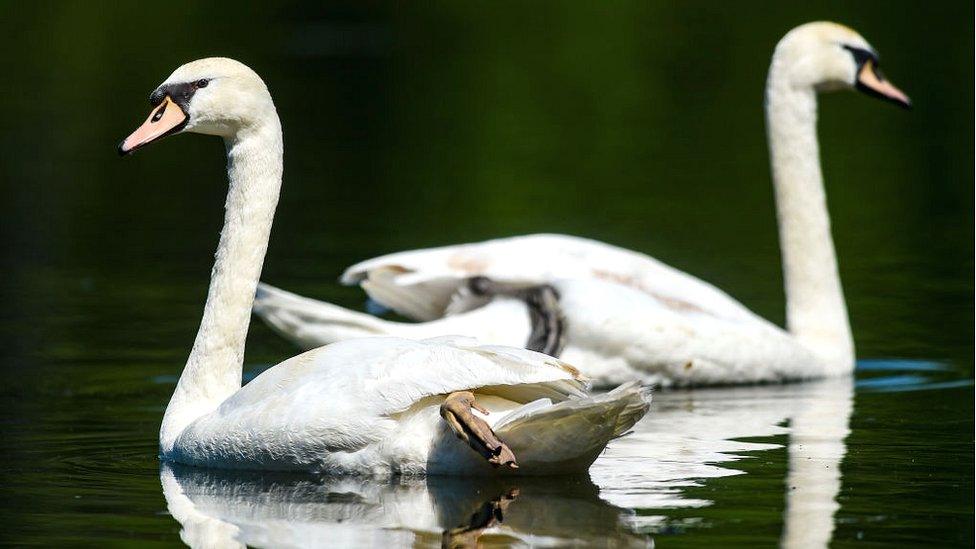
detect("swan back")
[166,337,591,473]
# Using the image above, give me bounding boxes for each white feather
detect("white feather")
[169,336,642,475]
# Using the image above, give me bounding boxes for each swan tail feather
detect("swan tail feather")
[253,283,392,349]
[494,382,651,472]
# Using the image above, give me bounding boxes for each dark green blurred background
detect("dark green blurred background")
[0,1,972,546]
[1,1,972,363]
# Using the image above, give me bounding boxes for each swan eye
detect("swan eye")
[195,79,209,89]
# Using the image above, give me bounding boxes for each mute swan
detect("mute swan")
[119,58,649,475]
[158,376,854,547]
[254,22,910,387]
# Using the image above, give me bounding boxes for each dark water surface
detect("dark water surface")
[1,2,972,547]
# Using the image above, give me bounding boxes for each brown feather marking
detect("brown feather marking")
[447,254,490,274]
[591,269,711,316]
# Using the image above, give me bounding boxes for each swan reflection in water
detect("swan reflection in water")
[161,464,649,547]
[161,376,854,548]
[593,375,854,547]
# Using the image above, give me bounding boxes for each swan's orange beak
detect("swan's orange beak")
[118,97,188,156]
[856,59,911,109]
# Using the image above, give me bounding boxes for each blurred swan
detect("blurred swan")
[254,22,910,387]
[119,58,649,475]
[160,377,854,548]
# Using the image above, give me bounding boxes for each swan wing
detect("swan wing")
[340,233,761,324]
[170,337,588,469]
[224,336,585,417]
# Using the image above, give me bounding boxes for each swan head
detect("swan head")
[772,22,910,109]
[119,58,275,155]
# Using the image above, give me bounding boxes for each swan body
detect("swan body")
[254,22,910,387]
[256,275,822,388]
[161,376,854,547]
[120,58,649,475]
[168,335,647,475]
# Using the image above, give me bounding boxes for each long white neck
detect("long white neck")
[765,53,854,374]
[160,114,283,452]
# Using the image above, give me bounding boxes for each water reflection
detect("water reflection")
[592,376,854,546]
[161,464,651,547]
[161,376,858,548]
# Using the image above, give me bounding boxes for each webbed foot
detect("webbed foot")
[440,391,518,469]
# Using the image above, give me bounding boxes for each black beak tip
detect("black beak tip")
[118,140,131,157]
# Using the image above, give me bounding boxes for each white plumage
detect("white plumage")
[254,22,910,387]
[120,58,649,476]
[159,376,855,547]
[256,271,822,388]
[170,335,648,475]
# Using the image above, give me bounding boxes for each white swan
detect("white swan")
[159,376,855,547]
[119,58,649,475]
[254,22,910,387]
